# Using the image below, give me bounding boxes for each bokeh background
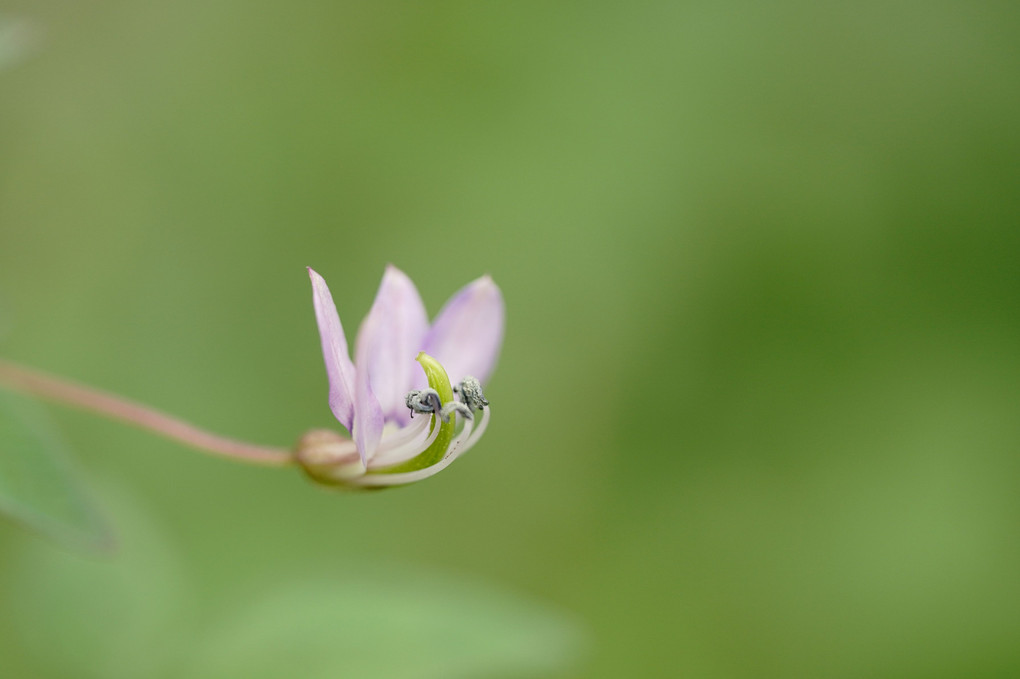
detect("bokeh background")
[2,2,1019,677]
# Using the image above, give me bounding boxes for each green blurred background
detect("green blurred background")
[2,2,1019,677]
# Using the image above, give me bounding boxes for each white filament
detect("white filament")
[367,414,442,469]
[447,405,488,459]
[369,415,429,461]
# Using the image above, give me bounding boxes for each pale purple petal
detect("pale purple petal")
[355,265,428,422]
[308,268,357,430]
[423,275,505,385]
[352,307,385,463]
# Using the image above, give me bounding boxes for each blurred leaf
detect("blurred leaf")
[184,570,586,679]
[0,387,111,550]
[2,481,190,679]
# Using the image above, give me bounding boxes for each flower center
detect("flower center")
[404,376,485,424]
[295,353,492,488]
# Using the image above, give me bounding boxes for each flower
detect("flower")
[296,266,504,488]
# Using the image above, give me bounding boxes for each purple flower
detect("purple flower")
[297,266,504,488]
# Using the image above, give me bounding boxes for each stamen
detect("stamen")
[448,403,489,458]
[354,405,491,487]
[405,388,441,418]
[444,412,476,456]
[454,376,488,411]
[371,414,430,457]
[368,415,443,469]
[440,401,472,422]
[362,355,492,484]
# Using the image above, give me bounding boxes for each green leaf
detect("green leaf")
[0,387,112,550]
[184,568,586,679]
[2,482,189,678]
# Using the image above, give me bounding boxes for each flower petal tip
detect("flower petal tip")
[380,264,416,286]
[472,274,503,298]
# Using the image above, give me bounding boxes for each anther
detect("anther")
[454,376,489,411]
[405,388,442,418]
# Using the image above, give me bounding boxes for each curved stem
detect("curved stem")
[0,358,293,467]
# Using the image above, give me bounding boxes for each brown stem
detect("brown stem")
[0,358,293,467]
